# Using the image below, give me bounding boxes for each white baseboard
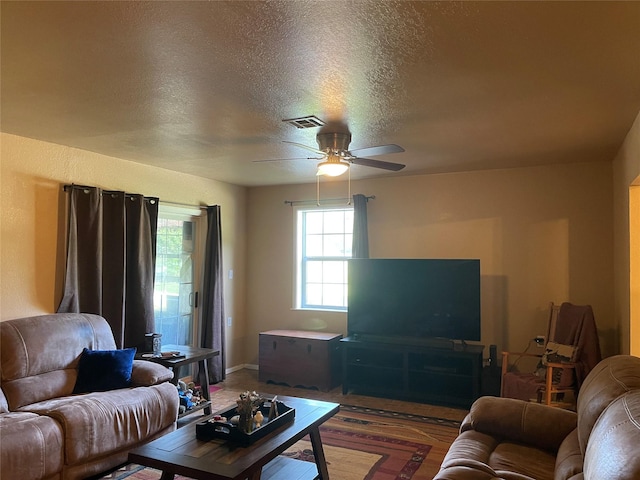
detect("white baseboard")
[179,364,259,385]
[225,363,258,374]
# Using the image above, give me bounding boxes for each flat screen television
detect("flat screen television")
[347,258,481,342]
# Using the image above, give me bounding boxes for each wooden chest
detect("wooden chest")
[258,330,343,392]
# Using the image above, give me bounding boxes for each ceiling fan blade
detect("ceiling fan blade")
[283,140,325,155]
[349,144,405,157]
[351,157,406,171]
[252,156,319,163]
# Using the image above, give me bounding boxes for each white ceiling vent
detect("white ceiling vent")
[282,116,325,129]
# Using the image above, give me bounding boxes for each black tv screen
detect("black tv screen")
[347,259,481,342]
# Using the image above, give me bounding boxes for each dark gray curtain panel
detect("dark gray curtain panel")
[352,193,370,259]
[199,205,226,383]
[58,185,159,349]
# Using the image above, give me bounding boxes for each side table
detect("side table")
[138,344,220,418]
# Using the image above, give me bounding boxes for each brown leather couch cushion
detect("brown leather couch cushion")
[488,442,556,480]
[22,383,178,465]
[583,390,640,480]
[554,429,583,480]
[575,354,640,455]
[435,461,533,479]
[441,428,556,480]
[0,387,9,413]
[0,411,64,480]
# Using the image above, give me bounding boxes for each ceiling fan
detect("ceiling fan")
[255,122,406,176]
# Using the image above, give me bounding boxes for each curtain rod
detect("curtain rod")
[284,195,375,207]
[63,184,157,200]
[63,184,207,210]
[161,201,208,211]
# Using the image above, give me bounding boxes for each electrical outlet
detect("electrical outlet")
[227,316,232,327]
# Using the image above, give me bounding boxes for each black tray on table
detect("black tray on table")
[195,400,294,446]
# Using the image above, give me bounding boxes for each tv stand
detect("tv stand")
[353,334,455,350]
[341,336,484,408]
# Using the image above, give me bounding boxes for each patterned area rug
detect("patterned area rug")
[100,405,460,480]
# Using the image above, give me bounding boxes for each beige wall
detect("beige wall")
[1,129,630,370]
[613,111,640,355]
[0,133,248,368]
[246,161,615,365]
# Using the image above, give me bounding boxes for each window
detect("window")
[154,207,203,346]
[296,207,353,311]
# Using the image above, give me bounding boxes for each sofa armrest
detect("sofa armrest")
[462,396,577,453]
[130,360,174,386]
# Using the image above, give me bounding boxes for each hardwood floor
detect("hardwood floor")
[209,367,469,422]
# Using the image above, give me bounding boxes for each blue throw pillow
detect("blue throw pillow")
[73,347,136,393]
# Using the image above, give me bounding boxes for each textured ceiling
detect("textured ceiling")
[2,1,640,187]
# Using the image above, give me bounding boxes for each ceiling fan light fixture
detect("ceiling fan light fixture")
[317,159,350,176]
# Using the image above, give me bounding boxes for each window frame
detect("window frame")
[294,205,354,312]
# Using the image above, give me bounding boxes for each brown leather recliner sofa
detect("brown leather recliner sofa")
[0,313,180,480]
[434,354,640,480]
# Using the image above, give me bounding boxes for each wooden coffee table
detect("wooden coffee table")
[129,395,339,480]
